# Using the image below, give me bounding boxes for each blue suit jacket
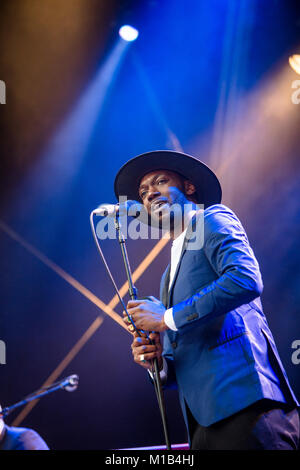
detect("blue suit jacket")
[160,204,298,433]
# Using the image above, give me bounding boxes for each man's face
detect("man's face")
[138,170,194,227]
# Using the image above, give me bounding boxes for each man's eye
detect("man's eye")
[157,179,167,184]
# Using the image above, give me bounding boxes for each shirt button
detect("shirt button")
[171,342,177,349]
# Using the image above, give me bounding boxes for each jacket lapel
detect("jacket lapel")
[161,264,171,308]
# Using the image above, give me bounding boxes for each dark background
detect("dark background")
[0,0,299,450]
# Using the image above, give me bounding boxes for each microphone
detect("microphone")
[93,199,143,217]
[59,374,79,392]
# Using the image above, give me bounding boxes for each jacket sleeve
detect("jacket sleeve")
[161,333,178,389]
[172,205,263,332]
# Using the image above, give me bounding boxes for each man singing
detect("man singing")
[114,150,299,450]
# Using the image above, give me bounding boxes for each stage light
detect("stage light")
[119,25,139,42]
[289,54,300,75]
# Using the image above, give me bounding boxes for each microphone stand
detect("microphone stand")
[114,211,171,450]
[0,376,79,419]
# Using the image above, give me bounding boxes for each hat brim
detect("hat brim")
[114,150,222,209]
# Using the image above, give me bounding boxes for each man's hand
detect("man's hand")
[130,331,163,371]
[123,296,168,333]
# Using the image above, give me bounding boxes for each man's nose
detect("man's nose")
[147,189,160,203]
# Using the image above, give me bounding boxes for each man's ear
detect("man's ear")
[183,180,196,196]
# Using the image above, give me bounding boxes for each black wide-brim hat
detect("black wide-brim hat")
[114,150,222,208]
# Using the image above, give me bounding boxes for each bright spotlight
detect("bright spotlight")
[119,25,139,42]
[289,54,300,75]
